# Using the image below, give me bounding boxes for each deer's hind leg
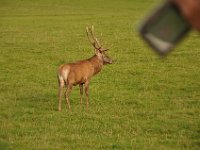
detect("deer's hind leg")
[65,84,72,111]
[58,76,65,111]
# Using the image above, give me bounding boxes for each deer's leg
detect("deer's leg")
[85,80,90,108]
[58,86,64,111]
[65,84,72,111]
[58,77,65,111]
[79,84,83,105]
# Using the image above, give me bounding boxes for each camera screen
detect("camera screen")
[140,2,191,55]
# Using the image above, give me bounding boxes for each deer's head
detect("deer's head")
[86,26,113,65]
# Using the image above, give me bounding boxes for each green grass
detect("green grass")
[0,0,200,149]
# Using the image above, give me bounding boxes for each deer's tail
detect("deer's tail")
[57,65,70,88]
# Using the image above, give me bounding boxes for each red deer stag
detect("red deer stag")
[57,26,113,111]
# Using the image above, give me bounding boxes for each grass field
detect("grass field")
[0,0,200,149]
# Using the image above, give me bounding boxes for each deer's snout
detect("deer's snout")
[108,59,113,64]
[103,57,113,65]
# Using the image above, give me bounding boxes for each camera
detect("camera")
[139,1,191,56]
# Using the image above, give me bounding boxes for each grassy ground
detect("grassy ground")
[0,0,200,149]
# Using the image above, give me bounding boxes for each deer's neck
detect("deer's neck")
[89,55,103,75]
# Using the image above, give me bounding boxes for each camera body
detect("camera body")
[139,1,191,56]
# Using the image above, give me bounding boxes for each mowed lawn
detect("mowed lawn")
[0,0,200,149]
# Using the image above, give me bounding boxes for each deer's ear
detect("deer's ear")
[94,48,100,55]
[94,49,98,55]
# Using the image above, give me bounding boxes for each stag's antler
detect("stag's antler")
[90,26,102,49]
[86,25,109,52]
[86,26,100,51]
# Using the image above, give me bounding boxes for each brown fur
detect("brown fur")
[58,55,103,86]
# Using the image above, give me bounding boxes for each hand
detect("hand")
[172,0,200,31]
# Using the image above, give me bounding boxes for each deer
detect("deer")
[57,26,113,111]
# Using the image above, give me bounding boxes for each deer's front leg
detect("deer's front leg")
[65,84,72,111]
[85,80,90,108]
[79,84,83,105]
